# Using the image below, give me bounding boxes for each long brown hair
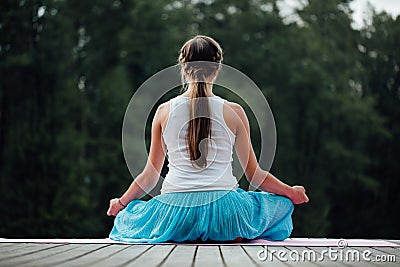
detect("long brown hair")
[178,35,223,167]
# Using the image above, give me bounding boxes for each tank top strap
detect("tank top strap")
[210,95,225,122]
[169,94,181,110]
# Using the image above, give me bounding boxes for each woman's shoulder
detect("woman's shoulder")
[158,100,170,111]
[156,94,186,116]
[223,100,245,116]
[154,101,170,127]
[222,100,247,135]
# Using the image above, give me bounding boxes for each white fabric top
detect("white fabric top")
[161,94,239,194]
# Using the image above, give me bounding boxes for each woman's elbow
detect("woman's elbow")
[136,169,159,189]
[246,166,267,185]
[144,168,161,183]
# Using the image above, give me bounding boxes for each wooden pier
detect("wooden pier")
[0,238,399,266]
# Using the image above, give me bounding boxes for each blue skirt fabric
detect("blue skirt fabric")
[109,188,294,243]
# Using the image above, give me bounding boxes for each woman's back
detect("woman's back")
[161,94,239,194]
[108,35,307,243]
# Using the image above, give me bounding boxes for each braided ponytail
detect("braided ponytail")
[178,36,223,167]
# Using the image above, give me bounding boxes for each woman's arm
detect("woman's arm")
[226,102,309,205]
[107,103,168,216]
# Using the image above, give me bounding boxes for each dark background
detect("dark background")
[1,0,399,239]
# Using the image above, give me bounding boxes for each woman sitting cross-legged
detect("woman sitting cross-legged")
[107,35,309,243]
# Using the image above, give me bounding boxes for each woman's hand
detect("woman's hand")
[288,185,309,204]
[107,198,126,217]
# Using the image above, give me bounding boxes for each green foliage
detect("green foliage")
[0,0,398,238]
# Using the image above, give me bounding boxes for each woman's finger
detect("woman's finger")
[107,203,116,216]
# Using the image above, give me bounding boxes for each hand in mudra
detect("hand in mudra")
[107,198,125,217]
[289,185,309,204]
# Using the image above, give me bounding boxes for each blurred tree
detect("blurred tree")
[63,0,134,235]
[0,0,398,239]
[360,11,400,238]
[280,0,387,237]
[0,0,92,236]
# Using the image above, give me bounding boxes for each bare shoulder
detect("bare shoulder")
[155,100,170,129]
[224,101,244,114]
[223,101,246,120]
[223,101,247,135]
[157,101,170,113]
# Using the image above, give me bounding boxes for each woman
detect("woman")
[107,35,309,243]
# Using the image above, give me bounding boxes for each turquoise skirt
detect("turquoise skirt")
[109,188,294,243]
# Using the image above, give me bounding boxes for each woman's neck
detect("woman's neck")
[183,83,214,97]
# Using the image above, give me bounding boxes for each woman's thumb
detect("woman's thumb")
[107,207,112,216]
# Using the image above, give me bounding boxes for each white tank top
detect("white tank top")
[161,94,239,194]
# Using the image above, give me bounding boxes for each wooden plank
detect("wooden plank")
[0,243,19,248]
[1,243,80,267]
[241,245,287,267]
[282,246,323,267]
[0,243,38,254]
[372,246,400,257]
[387,240,400,245]
[0,243,55,256]
[305,246,356,267]
[193,245,225,267]
[321,246,392,267]
[239,246,265,267]
[160,244,197,267]
[219,246,257,267]
[0,243,65,262]
[62,244,132,267]
[343,247,386,267]
[124,244,176,267]
[6,243,126,267]
[1,241,399,267]
[367,247,399,266]
[12,244,108,267]
[81,244,153,267]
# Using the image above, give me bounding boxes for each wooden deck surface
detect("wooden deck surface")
[0,239,399,267]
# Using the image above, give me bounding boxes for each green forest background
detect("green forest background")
[0,0,399,239]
